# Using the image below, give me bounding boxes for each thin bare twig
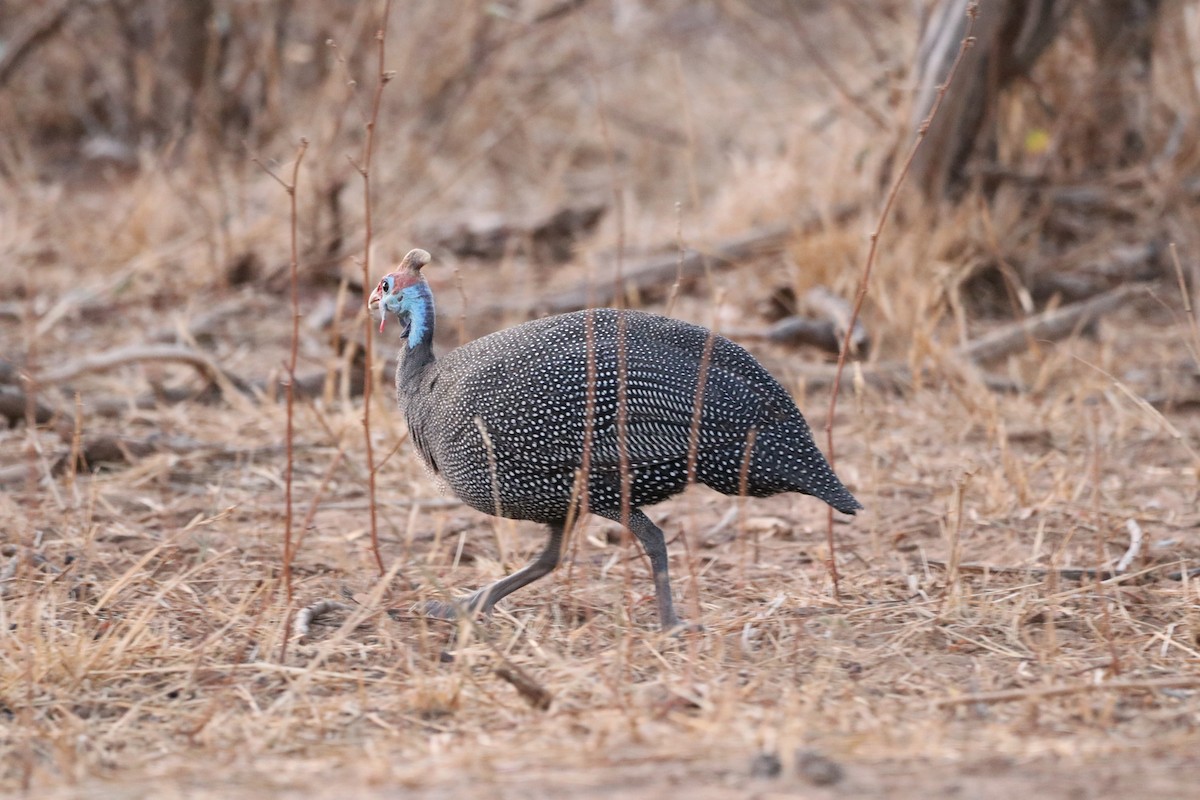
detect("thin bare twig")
[616,312,633,616]
[822,1,980,599]
[24,300,43,500]
[283,138,309,660]
[359,0,394,576]
[1169,243,1200,366]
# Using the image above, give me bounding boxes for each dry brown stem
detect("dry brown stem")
[822,3,980,597]
[280,137,309,660]
[358,0,394,577]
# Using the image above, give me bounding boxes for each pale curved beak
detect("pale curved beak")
[368,285,387,332]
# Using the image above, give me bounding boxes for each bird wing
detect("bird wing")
[454,332,797,473]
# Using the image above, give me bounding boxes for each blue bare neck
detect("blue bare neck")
[405,280,435,350]
[398,281,436,396]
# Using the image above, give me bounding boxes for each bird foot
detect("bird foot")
[416,598,483,622]
[665,619,705,637]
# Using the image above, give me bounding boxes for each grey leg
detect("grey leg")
[598,508,681,631]
[424,521,566,620]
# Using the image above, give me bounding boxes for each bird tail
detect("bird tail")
[823,483,863,515]
[697,426,864,514]
[758,422,863,514]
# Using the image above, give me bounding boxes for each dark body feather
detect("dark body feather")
[375,250,860,629]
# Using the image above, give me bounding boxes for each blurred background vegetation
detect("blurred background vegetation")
[3,0,1196,345]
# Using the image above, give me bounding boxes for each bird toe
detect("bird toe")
[416,598,478,622]
[667,620,706,637]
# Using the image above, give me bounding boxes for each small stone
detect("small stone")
[749,751,782,779]
[795,748,844,786]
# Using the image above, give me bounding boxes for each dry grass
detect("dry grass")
[3,1,1200,797]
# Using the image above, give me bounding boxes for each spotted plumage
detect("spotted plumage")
[370,249,862,630]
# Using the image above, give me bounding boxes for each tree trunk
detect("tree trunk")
[908,0,1073,198]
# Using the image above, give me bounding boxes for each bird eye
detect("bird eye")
[381,277,392,293]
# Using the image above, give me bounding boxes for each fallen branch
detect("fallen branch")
[86,366,350,418]
[937,675,1200,707]
[1144,386,1200,410]
[786,282,1150,393]
[527,222,791,315]
[924,558,1163,584]
[0,465,28,487]
[261,497,461,512]
[738,286,872,356]
[756,317,843,353]
[5,345,274,424]
[0,436,292,487]
[962,282,1149,364]
[26,343,257,417]
[931,512,1146,586]
[480,208,859,322]
[1030,242,1162,302]
[790,362,908,393]
[148,295,263,346]
[803,286,871,355]
[67,434,171,468]
[422,202,606,264]
[38,344,242,388]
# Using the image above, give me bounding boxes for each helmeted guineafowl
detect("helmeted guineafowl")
[370,248,862,630]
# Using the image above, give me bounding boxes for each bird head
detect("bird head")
[369,248,432,339]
